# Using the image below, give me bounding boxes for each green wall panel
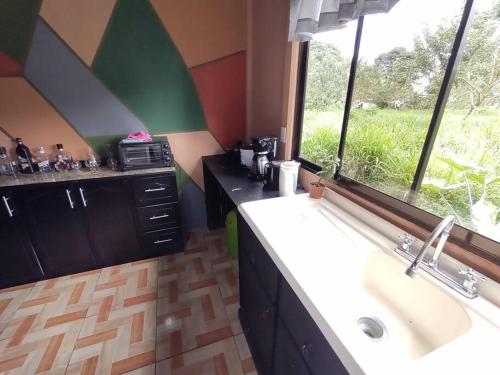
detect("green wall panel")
[0,0,41,64]
[86,135,124,157]
[92,0,206,134]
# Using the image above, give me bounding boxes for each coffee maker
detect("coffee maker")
[249,137,276,180]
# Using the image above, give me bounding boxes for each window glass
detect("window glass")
[342,0,466,200]
[416,0,500,242]
[300,22,357,178]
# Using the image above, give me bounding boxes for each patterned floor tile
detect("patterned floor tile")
[0,318,83,374]
[156,337,244,375]
[234,334,257,375]
[0,228,253,375]
[156,285,231,361]
[87,259,158,318]
[66,299,156,375]
[0,284,34,338]
[0,270,101,342]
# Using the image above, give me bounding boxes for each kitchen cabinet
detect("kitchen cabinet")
[0,169,183,288]
[274,320,312,375]
[239,256,276,375]
[278,277,348,375]
[238,212,348,375]
[0,191,44,289]
[22,184,96,277]
[78,179,140,266]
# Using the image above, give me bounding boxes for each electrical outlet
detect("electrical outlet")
[280,127,287,143]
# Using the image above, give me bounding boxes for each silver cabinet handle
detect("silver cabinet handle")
[66,189,75,209]
[154,238,173,244]
[2,196,14,217]
[149,214,169,220]
[145,187,166,192]
[79,187,87,207]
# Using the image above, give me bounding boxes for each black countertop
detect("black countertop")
[202,154,303,206]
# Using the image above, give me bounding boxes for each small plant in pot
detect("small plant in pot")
[309,175,326,199]
[309,157,340,199]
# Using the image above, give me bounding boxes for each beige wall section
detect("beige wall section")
[247,0,292,159]
[151,0,246,68]
[157,131,224,190]
[40,0,116,66]
[0,78,92,160]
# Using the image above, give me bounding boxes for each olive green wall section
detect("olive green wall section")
[0,0,41,65]
[92,0,206,134]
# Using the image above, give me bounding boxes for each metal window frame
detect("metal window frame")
[294,0,499,263]
[407,0,476,203]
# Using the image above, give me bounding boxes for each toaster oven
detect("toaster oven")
[118,137,175,171]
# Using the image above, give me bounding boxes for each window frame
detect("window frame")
[293,0,500,265]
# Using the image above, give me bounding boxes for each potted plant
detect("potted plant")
[309,171,326,199]
[309,157,340,199]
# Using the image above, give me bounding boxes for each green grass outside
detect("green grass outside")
[300,108,500,233]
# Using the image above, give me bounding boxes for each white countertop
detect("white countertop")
[238,191,500,375]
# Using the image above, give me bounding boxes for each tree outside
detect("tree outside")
[300,0,500,242]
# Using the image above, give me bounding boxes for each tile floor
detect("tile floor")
[0,228,256,375]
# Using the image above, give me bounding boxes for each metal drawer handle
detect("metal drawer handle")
[145,187,166,192]
[301,343,312,361]
[79,187,88,207]
[149,214,169,220]
[154,238,173,244]
[66,189,75,209]
[2,196,14,217]
[262,308,271,320]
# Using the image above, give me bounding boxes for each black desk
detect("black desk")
[203,154,285,229]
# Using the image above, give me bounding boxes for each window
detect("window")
[343,0,465,200]
[300,22,357,178]
[416,0,500,242]
[296,0,500,259]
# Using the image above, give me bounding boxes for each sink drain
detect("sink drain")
[357,317,387,341]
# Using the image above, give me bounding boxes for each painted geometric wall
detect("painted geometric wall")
[0,0,247,231]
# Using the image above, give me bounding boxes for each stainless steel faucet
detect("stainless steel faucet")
[405,215,455,278]
[394,215,487,298]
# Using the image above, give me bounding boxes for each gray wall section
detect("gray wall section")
[24,19,146,138]
[179,180,208,232]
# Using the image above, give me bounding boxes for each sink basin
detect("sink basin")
[358,252,472,359]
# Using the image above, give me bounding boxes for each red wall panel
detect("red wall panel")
[190,52,246,148]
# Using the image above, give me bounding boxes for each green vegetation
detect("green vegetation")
[301,1,500,240]
[301,108,500,236]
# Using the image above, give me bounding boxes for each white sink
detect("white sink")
[358,252,472,359]
[239,192,500,374]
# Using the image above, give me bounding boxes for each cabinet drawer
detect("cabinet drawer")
[132,175,177,203]
[142,227,182,257]
[279,278,348,375]
[274,320,312,375]
[238,215,279,303]
[137,203,179,230]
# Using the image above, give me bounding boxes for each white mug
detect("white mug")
[279,161,300,197]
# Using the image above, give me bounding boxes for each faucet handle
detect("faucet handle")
[399,233,416,252]
[459,268,487,292]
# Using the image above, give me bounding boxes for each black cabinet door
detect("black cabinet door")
[279,278,348,375]
[239,257,276,375]
[0,192,44,289]
[274,320,312,375]
[23,184,96,277]
[77,180,140,266]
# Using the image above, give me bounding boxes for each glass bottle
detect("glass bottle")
[0,147,16,176]
[105,144,118,170]
[34,146,52,174]
[85,148,101,173]
[15,138,38,174]
[54,143,72,172]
